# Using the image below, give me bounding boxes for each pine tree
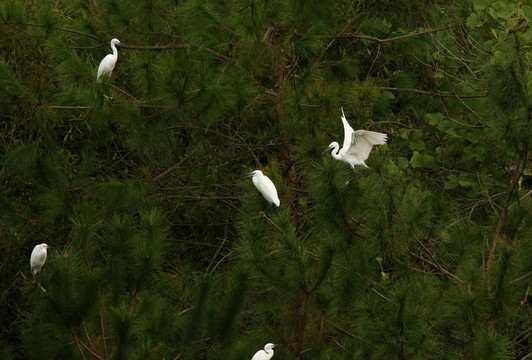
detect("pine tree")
[2,0,532,359]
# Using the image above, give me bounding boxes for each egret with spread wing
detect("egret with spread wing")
[323,107,387,170]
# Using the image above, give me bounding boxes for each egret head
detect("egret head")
[248,170,263,177]
[264,343,276,351]
[111,38,121,46]
[322,142,338,155]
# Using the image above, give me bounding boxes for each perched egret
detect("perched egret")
[323,107,387,170]
[248,170,280,208]
[30,243,52,277]
[97,38,121,82]
[251,343,278,360]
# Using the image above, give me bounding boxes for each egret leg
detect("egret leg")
[37,282,48,293]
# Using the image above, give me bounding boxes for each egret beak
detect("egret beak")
[322,145,333,155]
[46,246,55,249]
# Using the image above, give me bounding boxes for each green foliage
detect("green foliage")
[2,0,532,359]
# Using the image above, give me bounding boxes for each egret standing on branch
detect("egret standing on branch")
[97,38,121,82]
[30,243,52,277]
[248,170,280,208]
[323,107,387,171]
[251,343,278,360]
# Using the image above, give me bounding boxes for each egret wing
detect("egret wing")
[340,107,355,151]
[97,54,115,80]
[251,350,266,360]
[347,130,387,161]
[257,176,279,206]
[30,246,46,274]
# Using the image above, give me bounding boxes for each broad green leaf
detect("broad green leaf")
[397,157,409,170]
[425,113,444,126]
[444,175,459,189]
[467,13,482,28]
[409,131,425,151]
[410,151,435,168]
[474,0,495,11]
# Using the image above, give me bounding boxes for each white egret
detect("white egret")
[248,170,280,208]
[30,243,52,276]
[251,343,278,360]
[97,38,121,82]
[323,107,387,170]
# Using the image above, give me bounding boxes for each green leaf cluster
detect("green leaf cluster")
[2,0,532,359]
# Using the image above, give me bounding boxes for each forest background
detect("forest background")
[1,0,532,359]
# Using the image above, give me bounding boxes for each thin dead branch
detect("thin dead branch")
[343,25,459,44]
[379,87,486,99]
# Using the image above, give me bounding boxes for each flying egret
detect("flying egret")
[97,38,121,82]
[30,243,52,277]
[251,343,278,360]
[323,107,387,170]
[248,170,280,208]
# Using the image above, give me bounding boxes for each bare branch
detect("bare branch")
[153,147,197,181]
[25,23,102,41]
[47,105,93,110]
[486,161,524,280]
[117,44,186,50]
[409,251,462,282]
[378,86,486,99]
[343,25,459,44]
[511,271,532,285]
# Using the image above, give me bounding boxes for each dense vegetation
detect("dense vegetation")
[2,0,532,359]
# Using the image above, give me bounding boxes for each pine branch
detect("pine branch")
[378,87,487,99]
[510,270,532,284]
[259,211,287,236]
[371,287,398,306]
[342,25,460,44]
[325,318,378,350]
[99,304,108,358]
[413,235,462,282]
[508,188,532,211]
[82,322,101,358]
[521,352,532,360]
[207,250,233,274]
[25,23,102,41]
[128,289,137,316]
[47,105,93,110]
[486,160,523,282]
[295,294,310,360]
[71,329,104,360]
[0,18,34,37]
[409,251,461,282]
[312,13,361,67]
[153,147,197,181]
[486,33,532,286]
[110,84,139,102]
[427,29,480,78]
[117,44,187,50]
[73,334,89,360]
[206,236,227,274]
